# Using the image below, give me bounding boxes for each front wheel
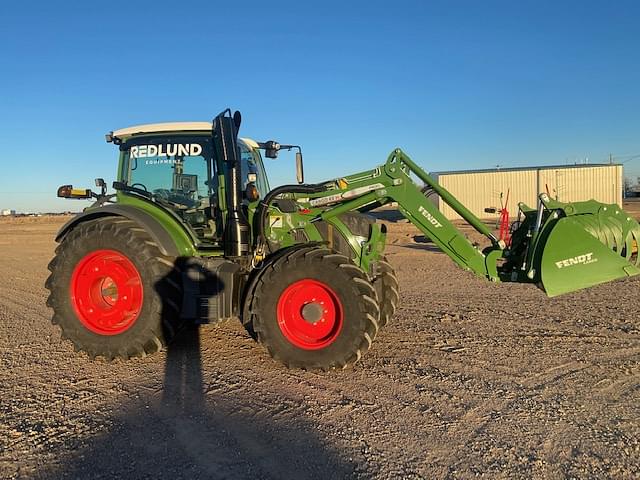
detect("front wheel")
[247,247,380,370]
[372,256,399,328]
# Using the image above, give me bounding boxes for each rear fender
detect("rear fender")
[55,205,195,257]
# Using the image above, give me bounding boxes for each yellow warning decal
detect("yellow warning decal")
[270,216,283,228]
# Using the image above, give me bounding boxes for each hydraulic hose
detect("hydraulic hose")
[256,183,326,251]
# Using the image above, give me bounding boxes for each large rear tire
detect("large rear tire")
[45,217,182,360]
[246,247,380,370]
[372,256,399,328]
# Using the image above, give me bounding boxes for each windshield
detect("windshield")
[121,135,213,207]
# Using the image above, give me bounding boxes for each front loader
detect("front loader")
[46,109,640,370]
[299,148,640,297]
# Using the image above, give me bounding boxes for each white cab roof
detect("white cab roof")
[110,122,259,149]
[112,122,212,139]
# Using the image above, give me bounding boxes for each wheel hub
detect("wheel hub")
[301,302,324,323]
[99,277,119,305]
[276,279,343,350]
[70,249,143,335]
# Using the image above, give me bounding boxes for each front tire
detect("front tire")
[372,256,399,328]
[45,217,182,360]
[247,247,380,370]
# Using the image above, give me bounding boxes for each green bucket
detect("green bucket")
[538,203,640,296]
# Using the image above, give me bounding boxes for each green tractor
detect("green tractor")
[46,109,640,370]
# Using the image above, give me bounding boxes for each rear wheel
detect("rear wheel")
[247,247,380,370]
[372,256,399,328]
[45,217,182,360]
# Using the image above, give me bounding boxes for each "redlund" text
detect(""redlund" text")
[130,144,203,158]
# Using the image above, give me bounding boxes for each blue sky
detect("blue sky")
[1,0,639,212]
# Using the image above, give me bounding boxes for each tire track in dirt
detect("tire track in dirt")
[419,361,588,476]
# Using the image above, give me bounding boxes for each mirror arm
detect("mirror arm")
[256,141,304,184]
[276,145,304,184]
[278,144,301,153]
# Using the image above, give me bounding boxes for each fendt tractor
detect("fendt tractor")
[46,109,640,370]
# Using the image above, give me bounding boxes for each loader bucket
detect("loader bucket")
[539,206,640,297]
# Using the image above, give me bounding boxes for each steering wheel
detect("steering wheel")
[150,188,197,210]
[153,188,171,201]
[131,183,148,191]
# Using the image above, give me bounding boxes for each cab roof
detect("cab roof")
[109,122,259,148]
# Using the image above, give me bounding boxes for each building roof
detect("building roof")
[432,163,621,176]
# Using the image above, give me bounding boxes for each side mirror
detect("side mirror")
[57,185,93,199]
[95,178,107,195]
[295,151,304,184]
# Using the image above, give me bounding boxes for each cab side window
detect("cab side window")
[240,145,268,197]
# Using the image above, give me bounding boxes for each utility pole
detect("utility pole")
[609,153,613,164]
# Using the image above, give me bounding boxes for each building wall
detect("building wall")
[435,165,622,220]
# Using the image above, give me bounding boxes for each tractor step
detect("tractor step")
[180,258,243,324]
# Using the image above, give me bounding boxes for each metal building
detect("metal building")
[431,164,623,220]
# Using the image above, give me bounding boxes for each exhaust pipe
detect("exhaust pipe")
[213,110,250,257]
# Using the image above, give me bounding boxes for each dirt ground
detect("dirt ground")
[1,202,639,479]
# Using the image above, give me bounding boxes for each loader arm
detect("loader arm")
[308,149,505,281]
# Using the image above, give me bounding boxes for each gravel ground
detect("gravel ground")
[1,206,639,479]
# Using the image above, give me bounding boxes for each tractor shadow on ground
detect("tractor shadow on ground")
[368,208,405,223]
[48,262,356,480]
[405,235,442,252]
[402,243,443,253]
[389,235,442,252]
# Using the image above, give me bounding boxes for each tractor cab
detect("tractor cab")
[108,122,269,246]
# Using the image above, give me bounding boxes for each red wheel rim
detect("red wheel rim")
[276,279,343,350]
[70,249,143,335]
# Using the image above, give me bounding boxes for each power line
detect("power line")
[621,155,640,164]
[611,153,640,159]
